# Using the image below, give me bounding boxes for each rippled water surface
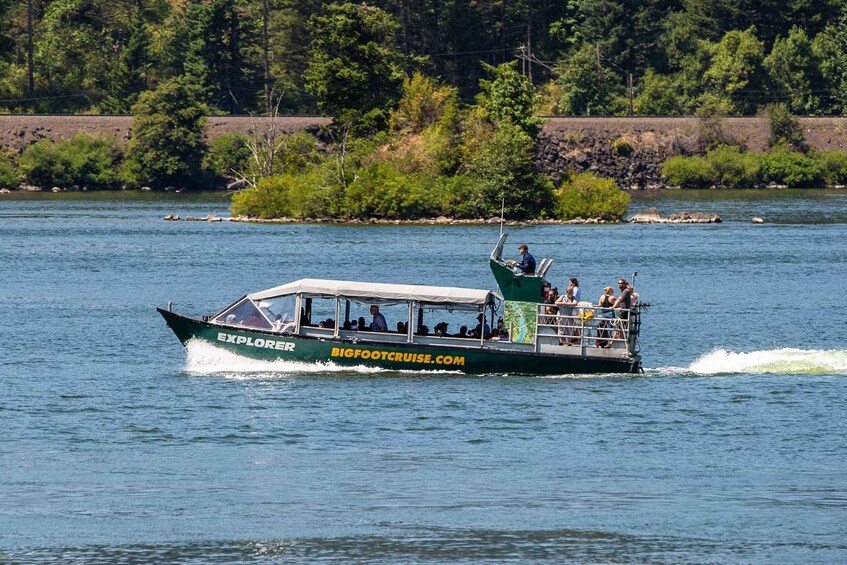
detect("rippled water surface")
[1,190,846,563]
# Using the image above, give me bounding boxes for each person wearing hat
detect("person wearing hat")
[468,313,491,339]
[515,244,536,274]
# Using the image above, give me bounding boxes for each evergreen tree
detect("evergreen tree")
[303,2,405,131]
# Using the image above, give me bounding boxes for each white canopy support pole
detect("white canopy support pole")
[294,294,302,334]
[407,302,415,343]
[333,297,340,337]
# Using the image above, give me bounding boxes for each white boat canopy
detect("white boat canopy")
[248,278,501,307]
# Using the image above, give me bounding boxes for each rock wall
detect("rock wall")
[538,117,847,189]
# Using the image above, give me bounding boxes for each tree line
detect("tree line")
[4,0,847,116]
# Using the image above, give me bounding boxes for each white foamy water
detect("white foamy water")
[686,348,847,375]
[183,339,462,377]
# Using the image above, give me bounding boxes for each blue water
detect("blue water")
[1,191,846,563]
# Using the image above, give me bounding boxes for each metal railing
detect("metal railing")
[535,303,641,355]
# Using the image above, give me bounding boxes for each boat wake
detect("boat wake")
[182,339,462,378]
[654,347,847,376]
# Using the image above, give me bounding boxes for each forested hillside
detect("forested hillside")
[3,0,847,116]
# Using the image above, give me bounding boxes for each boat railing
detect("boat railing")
[534,303,641,356]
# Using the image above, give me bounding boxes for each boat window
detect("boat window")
[215,299,272,330]
[257,295,296,332]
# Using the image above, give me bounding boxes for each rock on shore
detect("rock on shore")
[629,207,722,223]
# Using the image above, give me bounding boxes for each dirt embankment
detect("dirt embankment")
[4,115,847,189]
[0,115,332,153]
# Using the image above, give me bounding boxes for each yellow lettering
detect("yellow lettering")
[331,347,340,356]
[344,348,354,358]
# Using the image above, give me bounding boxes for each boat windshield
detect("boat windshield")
[257,295,296,328]
[214,298,272,330]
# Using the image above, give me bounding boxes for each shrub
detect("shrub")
[389,72,459,134]
[0,152,18,188]
[204,133,250,179]
[706,145,760,188]
[762,102,805,150]
[554,173,630,221]
[813,151,847,185]
[19,135,123,188]
[662,155,714,188]
[230,168,327,219]
[611,137,634,157]
[760,147,822,187]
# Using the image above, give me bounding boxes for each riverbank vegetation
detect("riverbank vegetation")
[6,1,847,219]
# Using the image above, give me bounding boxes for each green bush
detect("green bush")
[662,155,714,188]
[19,135,123,188]
[554,173,630,221]
[762,102,805,150]
[204,133,250,179]
[0,152,18,188]
[814,151,847,185]
[760,147,822,187]
[611,137,634,157]
[706,145,760,188]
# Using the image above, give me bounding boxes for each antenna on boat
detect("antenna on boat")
[499,198,505,236]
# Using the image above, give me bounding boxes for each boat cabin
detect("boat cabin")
[209,278,503,347]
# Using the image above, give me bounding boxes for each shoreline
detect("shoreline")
[162,211,723,225]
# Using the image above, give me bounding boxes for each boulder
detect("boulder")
[629,207,662,223]
[51,186,62,193]
[668,211,722,223]
[0,188,11,194]
[752,217,764,224]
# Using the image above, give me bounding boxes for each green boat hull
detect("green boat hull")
[159,308,641,375]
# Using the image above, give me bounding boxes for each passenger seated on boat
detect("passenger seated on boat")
[468,314,491,339]
[416,325,430,336]
[343,320,352,330]
[350,319,359,330]
[396,321,407,334]
[453,325,468,338]
[318,318,335,329]
[369,305,388,332]
[357,316,368,331]
[514,244,536,274]
[434,322,449,336]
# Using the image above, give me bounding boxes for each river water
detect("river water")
[1,190,846,563]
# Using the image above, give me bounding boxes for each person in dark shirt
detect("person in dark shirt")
[612,278,633,340]
[515,244,536,274]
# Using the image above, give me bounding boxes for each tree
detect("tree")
[634,69,686,115]
[813,16,847,114]
[101,7,151,113]
[476,62,539,136]
[304,2,406,132]
[764,26,823,115]
[124,78,208,188]
[556,44,618,115]
[703,28,765,114]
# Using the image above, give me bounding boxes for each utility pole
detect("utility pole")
[27,0,34,98]
[262,0,270,115]
[628,73,634,116]
[526,1,533,84]
[520,45,526,77]
[596,44,602,84]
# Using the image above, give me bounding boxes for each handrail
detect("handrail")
[534,303,641,355]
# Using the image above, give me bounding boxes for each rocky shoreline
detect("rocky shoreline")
[163,209,724,225]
